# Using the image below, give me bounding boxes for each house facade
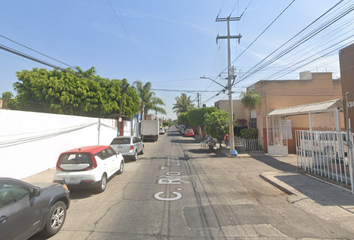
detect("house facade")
[247,72,344,153]
[214,99,250,136]
[339,43,354,132]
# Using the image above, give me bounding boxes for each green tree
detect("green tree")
[240,91,261,110]
[13,67,140,118]
[134,80,166,120]
[187,107,217,126]
[172,93,194,115]
[187,107,217,138]
[1,91,13,109]
[204,110,229,148]
[177,112,189,127]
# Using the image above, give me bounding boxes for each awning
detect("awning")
[267,99,343,117]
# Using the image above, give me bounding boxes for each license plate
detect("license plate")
[64,178,80,184]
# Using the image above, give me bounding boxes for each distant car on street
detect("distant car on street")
[159,127,165,135]
[184,129,195,137]
[53,145,124,193]
[110,136,144,161]
[0,177,70,239]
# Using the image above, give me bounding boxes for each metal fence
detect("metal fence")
[235,137,263,152]
[296,130,354,193]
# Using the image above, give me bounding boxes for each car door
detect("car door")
[134,137,142,153]
[137,137,143,152]
[97,149,114,178]
[0,181,44,240]
[106,147,120,174]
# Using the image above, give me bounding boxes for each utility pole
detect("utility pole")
[197,93,200,108]
[118,79,129,136]
[216,15,242,156]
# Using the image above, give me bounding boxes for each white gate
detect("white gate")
[296,130,354,193]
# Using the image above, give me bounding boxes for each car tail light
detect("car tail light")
[56,155,64,171]
[130,145,134,150]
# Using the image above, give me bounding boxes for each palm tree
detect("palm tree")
[134,80,166,120]
[172,93,194,115]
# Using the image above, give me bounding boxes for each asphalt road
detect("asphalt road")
[31,127,354,239]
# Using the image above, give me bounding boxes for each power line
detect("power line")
[151,88,220,93]
[232,0,296,65]
[0,34,77,69]
[0,17,83,65]
[0,43,108,83]
[106,0,156,80]
[234,1,350,86]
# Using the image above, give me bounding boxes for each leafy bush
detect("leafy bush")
[240,127,258,139]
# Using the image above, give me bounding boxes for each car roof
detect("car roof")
[61,146,110,155]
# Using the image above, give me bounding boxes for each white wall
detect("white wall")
[0,109,117,179]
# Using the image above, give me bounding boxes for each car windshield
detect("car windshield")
[111,138,131,145]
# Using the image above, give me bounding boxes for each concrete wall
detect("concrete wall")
[0,109,117,179]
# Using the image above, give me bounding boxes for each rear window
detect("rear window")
[111,138,130,145]
[58,153,93,171]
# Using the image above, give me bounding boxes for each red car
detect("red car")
[184,129,195,137]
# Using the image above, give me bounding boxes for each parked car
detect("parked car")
[159,127,165,135]
[110,136,144,161]
[0,177,70,240]
[179,125,186,134]
[184,129,195,137]
[53,146,124,193]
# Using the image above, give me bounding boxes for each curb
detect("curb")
[259,172,295,195]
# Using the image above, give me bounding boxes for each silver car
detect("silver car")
[110,136,144,161]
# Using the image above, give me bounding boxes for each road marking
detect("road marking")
[154,157,189,201]
[154,191,182,201]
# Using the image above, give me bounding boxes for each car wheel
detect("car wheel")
[117,161,124,174]
[133,150,138,161]
[140,146,145,155]
[97,174,107,193]
[41,201,66,237]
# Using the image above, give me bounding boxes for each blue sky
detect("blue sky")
[1,0,354,120]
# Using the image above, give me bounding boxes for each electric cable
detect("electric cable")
[234,1,349,86]
[0,34,77,69]
[106,0,156,80]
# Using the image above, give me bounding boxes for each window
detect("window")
[111,138,130,144]
[106,147,116,157]
[0,182,30,209]
[59,153,92,165]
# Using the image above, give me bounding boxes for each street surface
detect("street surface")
[30,126,354,240]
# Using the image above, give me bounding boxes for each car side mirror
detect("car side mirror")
[32,187,41,197]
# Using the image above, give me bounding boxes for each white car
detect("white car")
[110,136,144,161]
[53,145,124,193]
[159,127,165,135]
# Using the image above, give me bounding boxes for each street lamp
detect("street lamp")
[200,76,226,88]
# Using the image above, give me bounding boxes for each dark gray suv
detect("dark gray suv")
[0,178,70,240]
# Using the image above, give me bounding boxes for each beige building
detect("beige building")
[247,72,343,153]
[214,99,250,136]
[339,43,354,131]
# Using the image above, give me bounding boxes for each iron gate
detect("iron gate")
[296,130,354,193]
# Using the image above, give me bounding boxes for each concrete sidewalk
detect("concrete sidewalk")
[217,146,354,233]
